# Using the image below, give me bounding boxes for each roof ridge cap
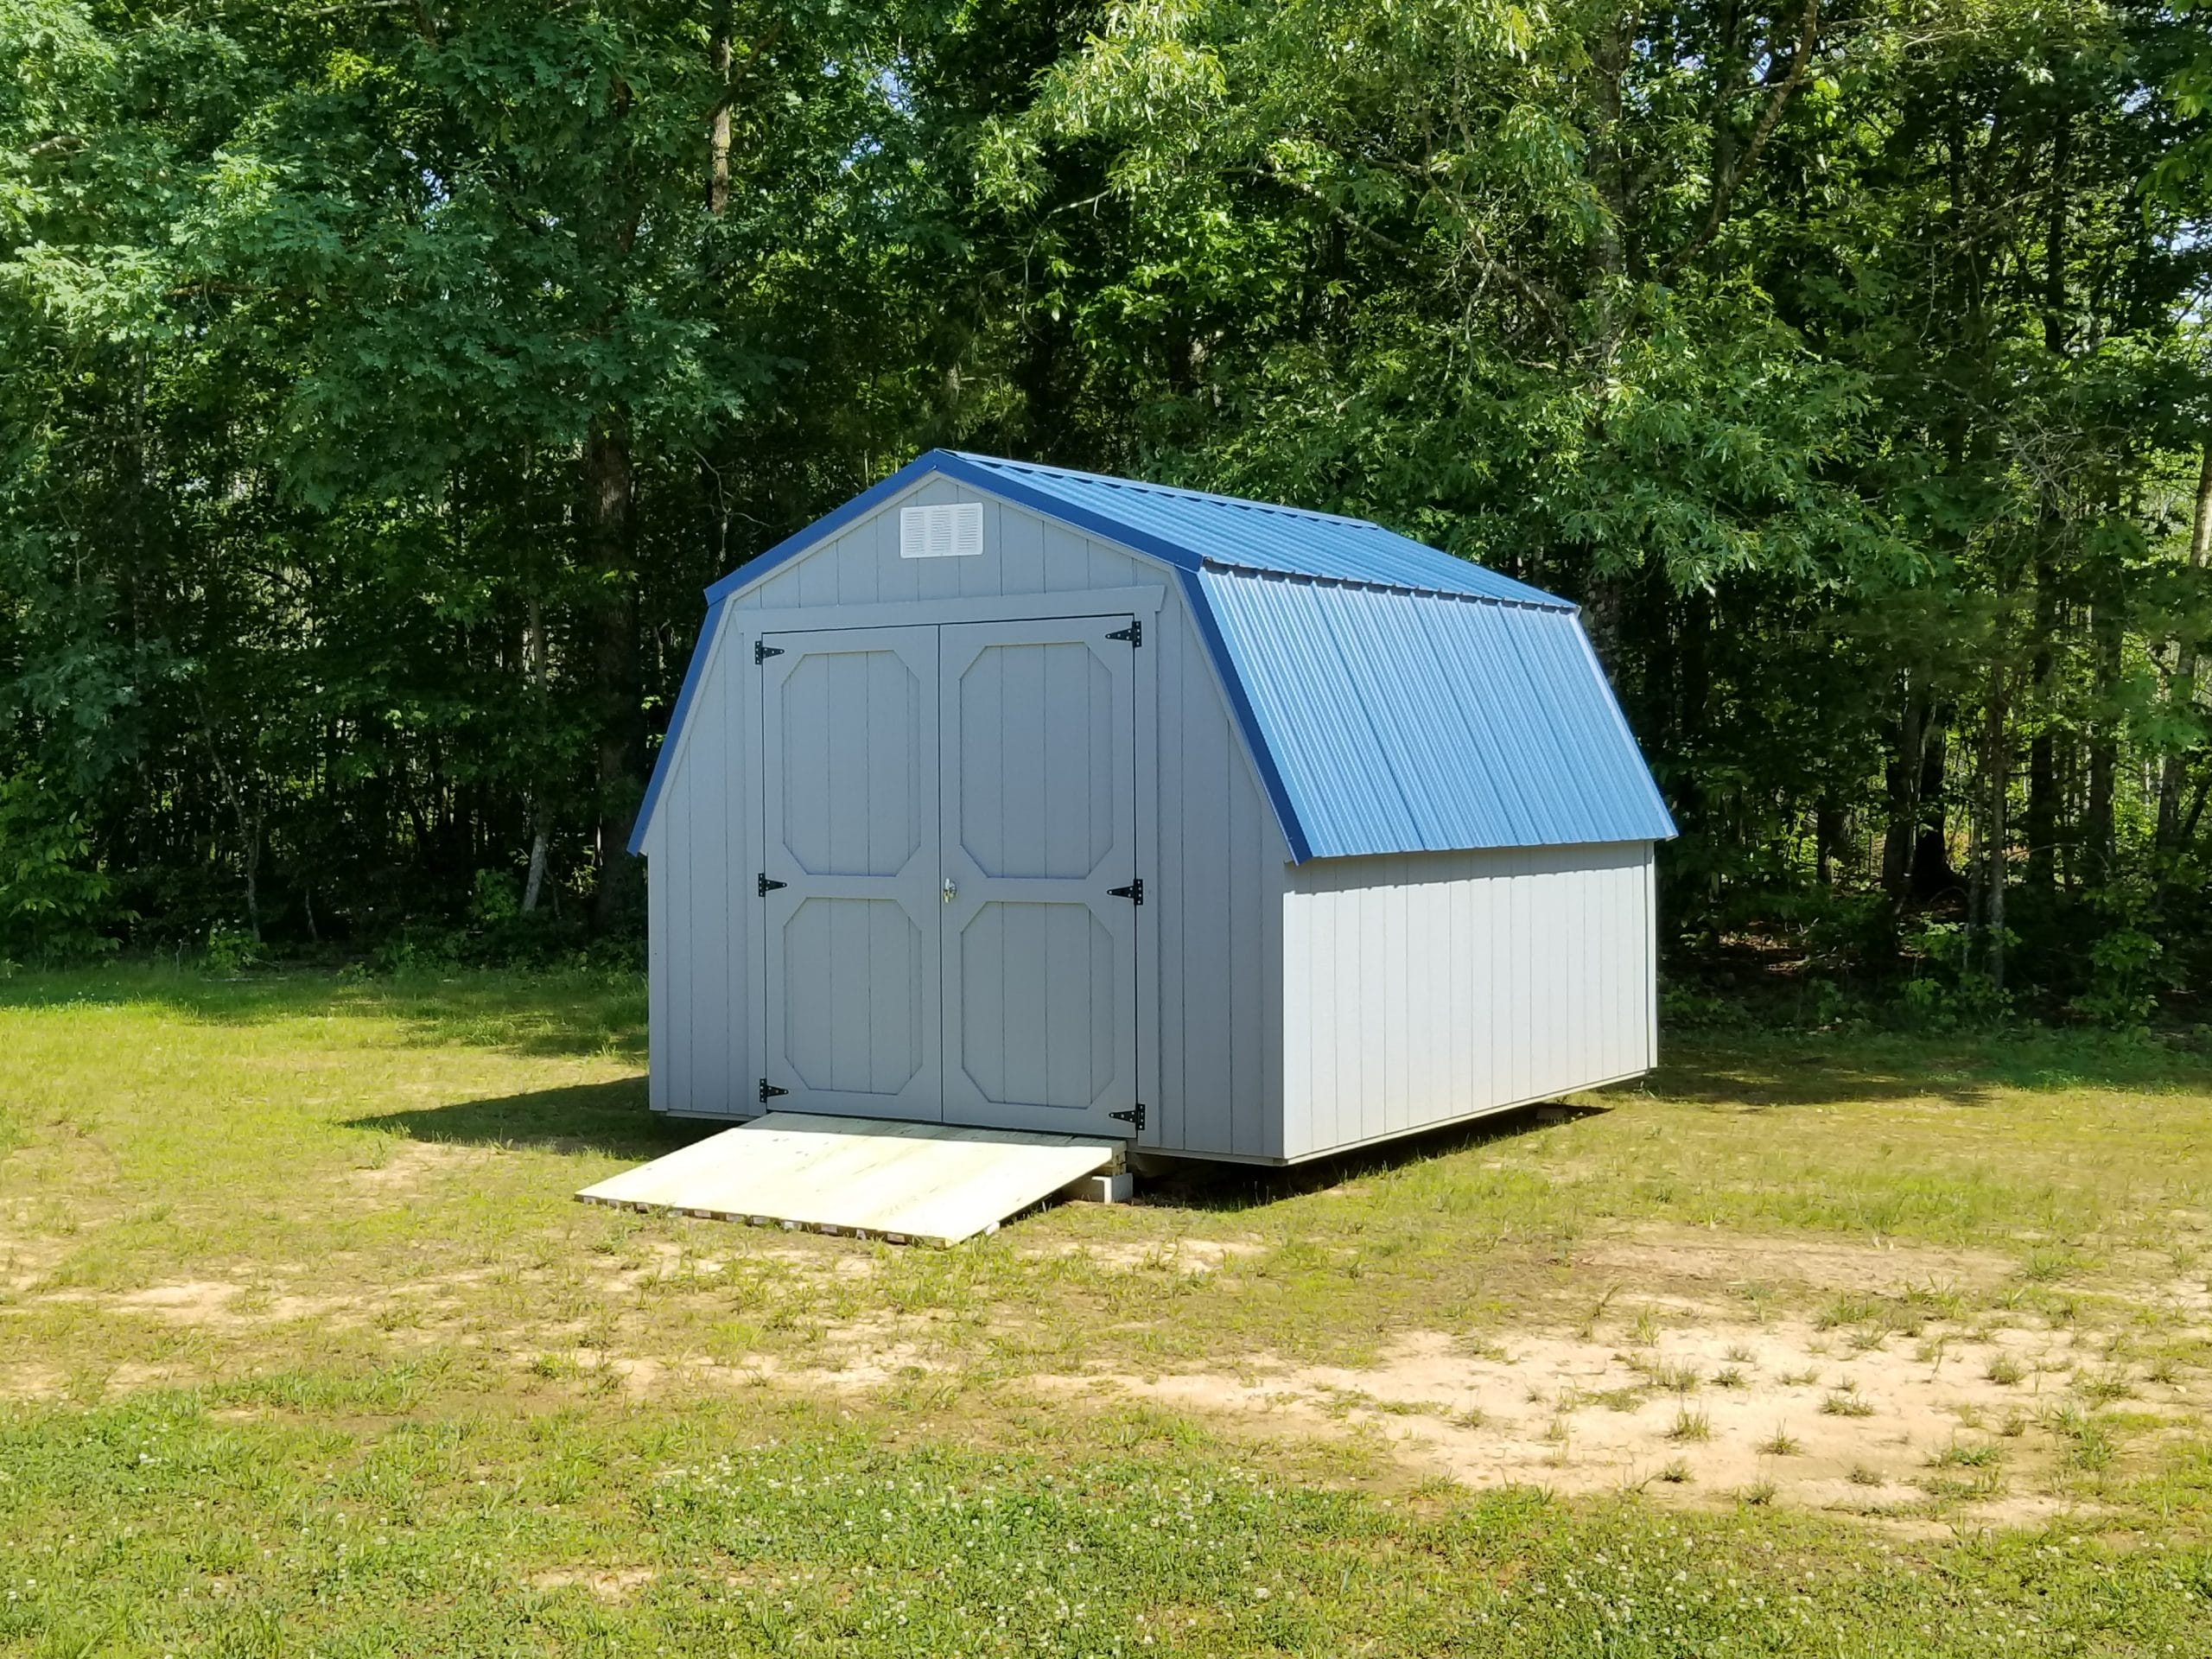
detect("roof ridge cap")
[951,451,1383,533]
[1198,556,1577,613]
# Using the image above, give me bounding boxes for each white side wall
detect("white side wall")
[1279,842,1657,1162]
[644,474,1293,1160]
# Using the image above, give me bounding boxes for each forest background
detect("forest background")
[6,0,2212,1027]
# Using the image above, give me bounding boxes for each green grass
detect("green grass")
[3,964,2211,1653]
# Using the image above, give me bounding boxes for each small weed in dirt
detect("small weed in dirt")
[1986,1355,2024,1386]
[1780,1367,1822,1387]
[1758,1427,1803,1456]
[2075,1369,2135,1405]
[1725,1344,1756,1366]
[1739,1479,1777,1506]
[1821,1391,1875,1418]
[1929,1439,2003,1470]
[2145,1356,2182,1387]
[1712,1366,1748,1390]
[1656,1458,1694,1484]
[1667,1408,1712,1444]
[1847,1465,1885,1487]
[1643,1359,1700,1394]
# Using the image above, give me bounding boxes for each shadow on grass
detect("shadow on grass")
[0,965,646,1064]
[345,1079,709,1163]
[1137,1099,1606,1215]
[1652,1027,2212,1106]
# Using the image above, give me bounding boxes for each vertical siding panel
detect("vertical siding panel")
[1229,766,1262,1156]
[1279,860,1309,1160]
[1262,849,1286,1156]
[1156,596,1189,1152]
[1613,852,1636,1077]
[1389,858,1407,1141]
[696,649,735,1112]
[647,826,671,1111]
[723,626,751,1110]
[1040,523,1091,592]
[1179,626,1235,1154]
[997,502,1046,595]
[1645,847,1660,1068]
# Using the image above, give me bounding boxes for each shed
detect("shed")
[629,451,1675,1164]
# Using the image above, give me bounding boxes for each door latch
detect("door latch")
[941,875,957,904]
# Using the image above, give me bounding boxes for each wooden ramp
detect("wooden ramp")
[575,1113,1117,1247]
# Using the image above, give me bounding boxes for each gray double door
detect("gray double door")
[758,616,1141,1136]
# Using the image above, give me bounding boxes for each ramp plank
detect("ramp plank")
[576,1113,1116,1246]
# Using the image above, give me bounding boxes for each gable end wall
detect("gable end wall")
[645,476,1292,1159]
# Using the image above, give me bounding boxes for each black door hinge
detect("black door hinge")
[1107,620,1141,646]
[755,640,785,664]
[758,873,787,897]
[1109,1103,1147,1133]
[1108,879,1144,906]
[759,1078,789,1103]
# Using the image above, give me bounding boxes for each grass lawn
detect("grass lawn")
[3,966,2209,1655]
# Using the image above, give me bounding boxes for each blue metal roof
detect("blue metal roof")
[635,450,1674,859]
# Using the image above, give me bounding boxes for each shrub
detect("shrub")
[0,773,118,963]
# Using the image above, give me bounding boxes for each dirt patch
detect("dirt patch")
[1022,1237,1265,1274]
[113,1280,244,1320]
[1017,1225,2207,1528]
[0,1363,67,1401]
[530,1567,658,1601]
[1578,1223,2012,1299]
[350,1138,493,1192]
[1033,1319,2147,1526]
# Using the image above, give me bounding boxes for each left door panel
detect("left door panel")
[759,626,943,1120]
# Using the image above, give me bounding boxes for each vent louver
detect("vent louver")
[899,503,984,559]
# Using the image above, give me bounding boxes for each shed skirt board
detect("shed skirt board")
[757,616,1142,1140]
[574,1113,1117,1247]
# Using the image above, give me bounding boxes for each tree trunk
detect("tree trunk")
[708,0,733,214]
[2157,442,2212,849]
[1984,666,2009,988]
[585,415,640,929]
[1883,682,1925,900]
[2024,569,2061,893]
[2082,601,2121,886]
[521,595,552,915]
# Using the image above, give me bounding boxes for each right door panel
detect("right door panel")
[938,619,1139,1135]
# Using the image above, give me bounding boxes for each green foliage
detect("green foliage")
[0,772,114,962]
[0,0,2210,1013]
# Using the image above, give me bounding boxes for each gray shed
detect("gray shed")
[630,452,1676,1164]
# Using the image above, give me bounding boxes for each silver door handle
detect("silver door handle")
[942,875,957,903]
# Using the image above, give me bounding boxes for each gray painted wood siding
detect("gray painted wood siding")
[643,612,747,1116]
[1151,575,1289,1159]
[646,475,1288,1160]
[1280,842,1656,1161]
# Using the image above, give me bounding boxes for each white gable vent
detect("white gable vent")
[900,502,984,559]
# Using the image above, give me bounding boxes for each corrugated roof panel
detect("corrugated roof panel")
[1197,568,1420,859]
[952,454,1567,607]
[1196,569,1675,857]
